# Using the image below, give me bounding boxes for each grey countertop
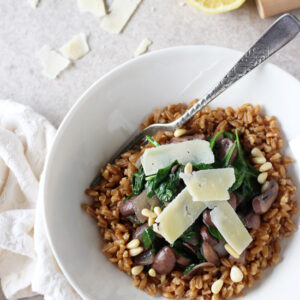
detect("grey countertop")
[0,0,299,299]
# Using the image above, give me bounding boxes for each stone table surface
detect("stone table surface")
[0,0,299,299]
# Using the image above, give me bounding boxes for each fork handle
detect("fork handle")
[173,13,300,129]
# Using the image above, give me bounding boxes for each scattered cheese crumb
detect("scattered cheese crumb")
[134,38,152,56]
[101,0,142,34]
[60,33,90,60]
[28,0,40,8]
[39,45,71,79]
[77,0,106,17]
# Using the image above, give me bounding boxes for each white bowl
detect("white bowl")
[42,46,300,300]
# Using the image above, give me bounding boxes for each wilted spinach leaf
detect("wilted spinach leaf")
[193,163,214,171]
[130,165,145,195]
[183,263,196,274]
[208,226,223,240]
[145,135,160,147]
[141,226,156,248]
[210,130,224,149]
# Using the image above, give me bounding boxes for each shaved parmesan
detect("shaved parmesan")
[134,38,152,56]
[60,34,89,60]
[180,168,235,202]
[153,188,206,244]
[141,140,214,176]
[39,45,71,79]
[101,0,142,34]
[28,0,39,8]
[77,0,106,17]
[210,201,252,254]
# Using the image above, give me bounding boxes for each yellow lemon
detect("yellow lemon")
[188,0,246,14]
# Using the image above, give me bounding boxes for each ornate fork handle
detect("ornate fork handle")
[174,14,300,128]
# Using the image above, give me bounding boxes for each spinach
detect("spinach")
[210,130,224,149]
[180,229,196,240]
[145,135,160,147]
[145,161,180,202]
[171,240,197,259]
[208,226,223,240]
[141,226,156,248]
[193,163,214,171]
[183,263,196,275]
[224,131,235,139]
[130,165,145,195]
[223,144,237,167]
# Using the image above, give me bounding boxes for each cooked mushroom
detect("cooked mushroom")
[229,250,247,264]
[200,226,218,246]
[228,193,237,211]
[244,212,261,230]
[183,242,197,255]
[171,164,180,174]
[170,134,205,143]
[201,241,219,265]
[202,209,215,227]
[152,246,176,274]
[252,179,279,214]
[213,239,228,258]
[176,255,192,266]
[182,262,215,279]
[218,138,237,165]
[134,249,155,265]
[119,196,136,216]
[132,223,148,241]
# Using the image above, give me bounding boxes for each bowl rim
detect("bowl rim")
[41,45,300,299]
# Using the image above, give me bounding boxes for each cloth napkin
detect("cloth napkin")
[0,100,80,300]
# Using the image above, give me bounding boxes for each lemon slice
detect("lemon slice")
[188,0,246,14]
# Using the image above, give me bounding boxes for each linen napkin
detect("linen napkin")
[0,100,80,300]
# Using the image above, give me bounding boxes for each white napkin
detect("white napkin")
[0,100,80,300]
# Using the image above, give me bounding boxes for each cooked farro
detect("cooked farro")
[83,101,297,299]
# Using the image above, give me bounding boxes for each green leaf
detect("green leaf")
[145,135,160,147]
[229,167,245,192]
[193,163,213,171]
[183,264,196,275]
[130,165,145,195]
[224,132,235,139]
[180,229,196,240]
[208,226,223,240]
[223,143,237,167]
[171,240,197,260]
[141,226,156,248]
[210,130,224,149]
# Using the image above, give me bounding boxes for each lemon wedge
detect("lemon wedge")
[188,0,246,14]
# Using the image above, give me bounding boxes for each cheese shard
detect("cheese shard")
[180,168,235,202]
[77,0,106,17]
[141,140,214,176]
[101,0,142,34]
[153,188,206,244]
[39,46,71,79]
[60,33,90,60]
[210,201,253,255]
[134,38,152,56]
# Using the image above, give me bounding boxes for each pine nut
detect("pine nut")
[259,162,272,172]
[129,247,143,257]
[230,266,244,282]
[148,268,156,277]
[174,128,187,137]
[141,208,157,219]
[148,217,155,226]
[160,274,166,283]
[257,172,268,184]
[184,162,193,174]
[154,206,162,216]
[252,156,266,164]
[127,239,140,249]
[225,243,240,259]
[261,181,270,193]
[131,265,144,276]
[211,279,224,294]
[251,147,264,157]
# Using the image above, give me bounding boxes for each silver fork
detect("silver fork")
[90,13,300,187]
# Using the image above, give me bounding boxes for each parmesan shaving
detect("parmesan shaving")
[39,45,71,79]
[60,33,90,61]
[101,0,142,34]
[134,38,152,56]
[77,0,106,17]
